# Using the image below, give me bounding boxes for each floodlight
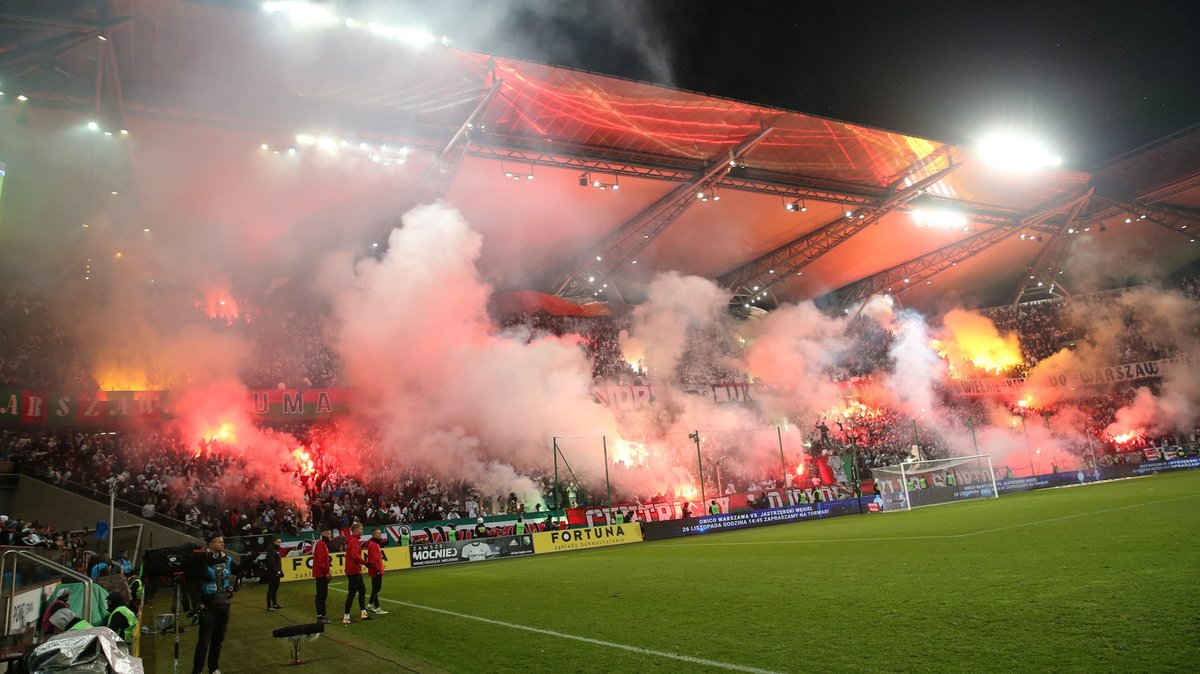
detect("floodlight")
[87,121,99,131]
[263,1,339,27]
[911,207,966,229]
[977,132,1062,172]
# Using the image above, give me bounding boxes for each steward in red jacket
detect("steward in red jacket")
[365,529,388,615]
[341,523,369,622]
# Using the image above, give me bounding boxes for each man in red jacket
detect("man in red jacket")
[341,523,369,624]
[365,528,389,615]
[313,530,332,624]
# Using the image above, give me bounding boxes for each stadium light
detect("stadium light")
[262,1,339,27]
[977,132,1062,172]
[911,207,967,229]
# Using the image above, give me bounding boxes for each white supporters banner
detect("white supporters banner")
[951,354,1194,396]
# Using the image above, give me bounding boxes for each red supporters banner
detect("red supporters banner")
[0,388,350,425]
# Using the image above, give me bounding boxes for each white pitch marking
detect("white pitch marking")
[330,587,783,673]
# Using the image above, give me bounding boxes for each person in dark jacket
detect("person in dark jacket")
[40,587,71,635]
[106,591,137,643]
[313,530,331,624]
[265,537,283,611]
[192,533,234,674]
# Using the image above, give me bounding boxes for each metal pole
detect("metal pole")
[602,435,613,522]
[1084,427,1099,480]
[968,416,979,454]
[777,426,787,487]
[552,438,559,511]
[852,438,863,514]
[108,480,116,560]
[1021,415,1036,476]
[690,431,705,505]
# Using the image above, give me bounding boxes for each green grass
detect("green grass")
[140,470,1200,673]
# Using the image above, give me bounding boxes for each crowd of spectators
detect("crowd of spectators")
[3,270,1200,541]
[0,289,95,390]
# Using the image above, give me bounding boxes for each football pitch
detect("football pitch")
[141,469,1200,673]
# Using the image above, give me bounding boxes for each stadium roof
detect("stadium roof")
[2,0,1198,310]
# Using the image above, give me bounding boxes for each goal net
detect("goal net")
[871,454,998,511]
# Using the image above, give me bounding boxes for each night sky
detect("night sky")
[437,0,1199,169]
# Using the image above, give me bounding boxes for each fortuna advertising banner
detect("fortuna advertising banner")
[280,546,411,583]
[532,524,643,554]
[409,534,535,569]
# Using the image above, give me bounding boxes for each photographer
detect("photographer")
[193,534,234,674]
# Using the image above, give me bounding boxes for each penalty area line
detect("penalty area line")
[330,586,783,674]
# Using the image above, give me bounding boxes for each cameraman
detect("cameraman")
[193,534,234,674]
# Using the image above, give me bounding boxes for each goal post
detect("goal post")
[872,454,999,511]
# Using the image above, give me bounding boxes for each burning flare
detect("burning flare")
[932,309,1024,375]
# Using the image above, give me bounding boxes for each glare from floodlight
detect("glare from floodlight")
[977,132,1062,172]
[262,1,338,27]
[17,95,28,102]
[87,121,99,131]
[361,22,438,49]
[296,134,316,145]
[911,208,967,229]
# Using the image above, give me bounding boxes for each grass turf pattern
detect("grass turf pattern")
[140,470,1200,673]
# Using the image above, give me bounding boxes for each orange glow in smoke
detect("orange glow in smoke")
[292,446,316,476]
[203,422,238,444]
[199,285,241,324]
[619,330,645,372]
[94,366,157,391]
[610,438,649,468]
[933,309,1024,375]
[796,463,806,476]
[1110,429,1142,445]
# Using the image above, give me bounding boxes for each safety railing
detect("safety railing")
[1,549,93,637]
